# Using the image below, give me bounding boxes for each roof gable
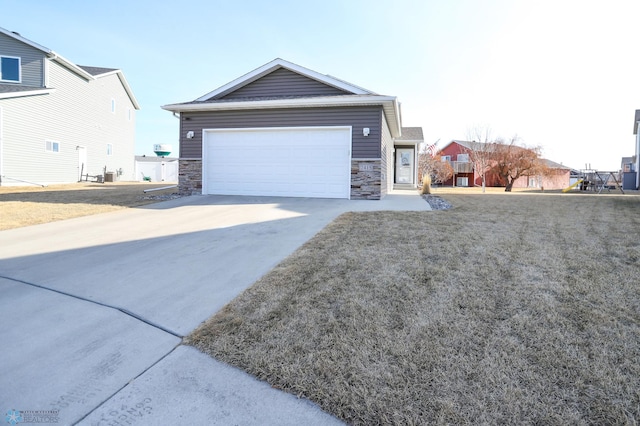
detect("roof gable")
[218,67,350,100]
[196,58,374,101]
[0,26,140,109]
[163,58,401,137]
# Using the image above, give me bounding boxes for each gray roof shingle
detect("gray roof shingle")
[77,65,118,76]
[397,127,424,141]
[0,84,51,94]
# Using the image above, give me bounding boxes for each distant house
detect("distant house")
[437,140,571,189]
[437,140,481,187]
[162,58,423,199]
[0,27,140,185]
[632,109,640,189]
[517,159,571,190]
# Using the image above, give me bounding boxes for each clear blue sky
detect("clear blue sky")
[4,0,639,170]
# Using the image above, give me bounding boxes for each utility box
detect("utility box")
[104,172,116,182]
[623,172,636,190]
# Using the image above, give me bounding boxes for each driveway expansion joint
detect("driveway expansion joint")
[72,342,183,426]
[0,274,183,338]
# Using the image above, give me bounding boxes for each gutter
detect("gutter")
[161,95,402,137]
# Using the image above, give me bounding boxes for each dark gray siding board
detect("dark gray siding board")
[180,106,382,159]
[218,68,349,99]
[0,32,45,87]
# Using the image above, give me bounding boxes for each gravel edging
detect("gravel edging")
[421,194,452,210]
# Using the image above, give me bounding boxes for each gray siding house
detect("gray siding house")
[162,58,423,199]
[0,27,140,185]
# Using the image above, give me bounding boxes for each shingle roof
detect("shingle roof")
[183,94,333,105]
[77,65,118,76]
[397,127,424,141]
[543,159,570,169]
[449,140,488,151]
[0,84,45,94]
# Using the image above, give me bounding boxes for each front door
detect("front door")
[77,146,87,182]
[395,148,414,184]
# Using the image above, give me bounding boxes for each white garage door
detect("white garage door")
[203,126,352,198]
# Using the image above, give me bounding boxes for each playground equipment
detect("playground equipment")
[565,167,624,194]
[562,179,583,193]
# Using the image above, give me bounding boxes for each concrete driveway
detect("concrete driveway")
[0,191,429,425]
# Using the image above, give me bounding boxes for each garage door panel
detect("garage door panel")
[203,127,351,198]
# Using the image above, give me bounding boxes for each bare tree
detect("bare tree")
[418,145,453,187]
[490,136,547,192]
[464,125,497,193]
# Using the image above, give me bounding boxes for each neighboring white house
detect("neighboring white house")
[0,27,140,186]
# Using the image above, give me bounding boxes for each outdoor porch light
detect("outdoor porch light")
[363,127,370,136]
[186,131,195,139]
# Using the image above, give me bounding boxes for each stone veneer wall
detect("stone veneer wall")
[351,159,382,200]
[178,159,202,195]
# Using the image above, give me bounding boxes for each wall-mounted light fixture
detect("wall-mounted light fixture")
[186,131,195,139]
[363,127,370,137]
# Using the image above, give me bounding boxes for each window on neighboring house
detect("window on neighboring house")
[441,155,451,162]
[107,144,113,156]
[45,141,59,153]
[127,108,131,121]
[457,153,470,162]
[111,99,116,113]
[0,56,20,82]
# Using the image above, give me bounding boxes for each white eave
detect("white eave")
[162,95,402,137]
[195,58,374,101]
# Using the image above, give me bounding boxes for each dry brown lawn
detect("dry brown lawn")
[0,182,179,230]
[188,189,640,425]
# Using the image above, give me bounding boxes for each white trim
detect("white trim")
[114,71,140,110]
[0,88,55,99]
[48,53,94,80]
[202,125,352,199]
[43,55,49,87]
[165,94,395,112]
[195,58,372,101]
[0,55,21,83]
